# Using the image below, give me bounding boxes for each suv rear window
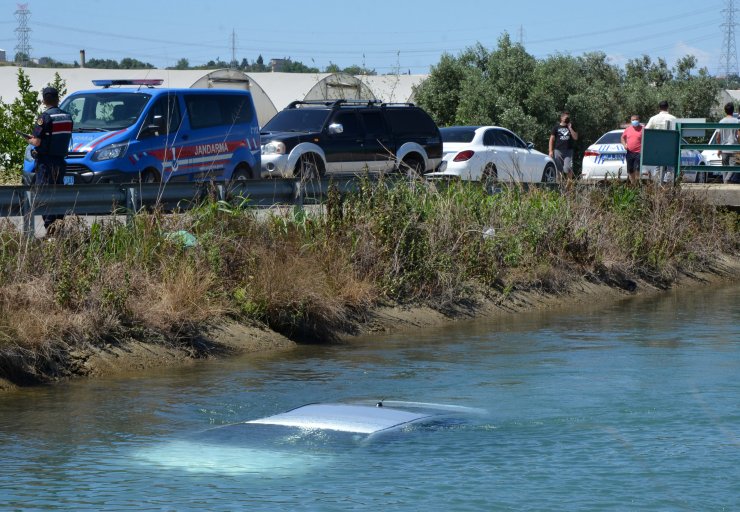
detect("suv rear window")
[384,108,438,135]
[263,108,330,133]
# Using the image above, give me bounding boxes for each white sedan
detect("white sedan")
[581,129,707,182]
[425,126,557,183]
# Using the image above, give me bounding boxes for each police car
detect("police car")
[23,79,261,184]
[581,128,707,182]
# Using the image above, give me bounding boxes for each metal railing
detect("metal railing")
[2,177,365,235]
[676,122,740,180]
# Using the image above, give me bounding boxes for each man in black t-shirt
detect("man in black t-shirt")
[548,111,579,182]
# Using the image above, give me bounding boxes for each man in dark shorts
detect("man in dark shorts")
[620,114,643,185]
[548,111,579,182]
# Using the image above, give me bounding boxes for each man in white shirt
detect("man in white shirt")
[645,100,677,130]
[716,102,740,184]
[645,100,677,182]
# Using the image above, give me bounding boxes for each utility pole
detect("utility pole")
[14,3,32,66]
[720,0,738,84]
[518,25,525,47]
[230,29,237,69]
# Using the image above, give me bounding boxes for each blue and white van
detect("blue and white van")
[23,79,261,184]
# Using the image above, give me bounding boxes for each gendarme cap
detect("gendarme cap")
[41,86,59,98]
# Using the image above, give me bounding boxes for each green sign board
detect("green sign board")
[641,129,680,167]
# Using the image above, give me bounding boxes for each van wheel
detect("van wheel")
[231,164,254,181]
[541,163,556,183]
[401,155,424,178]
[140,169,160,183]
[295,154,324,179]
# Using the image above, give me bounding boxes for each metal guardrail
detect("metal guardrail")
[6,177,365,235]
[676,122,740,177]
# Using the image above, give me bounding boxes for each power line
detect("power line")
[720,0,738,79]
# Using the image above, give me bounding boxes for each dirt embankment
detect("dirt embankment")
[1,256,739,393]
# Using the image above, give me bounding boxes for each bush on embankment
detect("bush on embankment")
[0,180,737,384]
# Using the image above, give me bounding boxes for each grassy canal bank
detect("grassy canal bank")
[0,179,738,389]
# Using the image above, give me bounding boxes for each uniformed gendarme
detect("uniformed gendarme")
[28,86,73,232]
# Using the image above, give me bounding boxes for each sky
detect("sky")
[0,0,733,75]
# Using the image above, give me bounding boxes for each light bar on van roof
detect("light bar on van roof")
[92,79,163,88]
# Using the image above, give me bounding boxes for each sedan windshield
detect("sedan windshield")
[262,108,330,133]
[61,92,151,131]
[440,127,478,143]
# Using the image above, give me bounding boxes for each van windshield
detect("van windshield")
[60,92,151,132]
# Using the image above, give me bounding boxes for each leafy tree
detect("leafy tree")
[0,71,68,182]
[281,60,319,73]
[325,62,341,73]
[0,70,41,180]
[341,65,376,76]
[119,58,154,69]
[413,53,468,126]
[14,52,30,64]
[173,58,190,70]
[255,55,267,72]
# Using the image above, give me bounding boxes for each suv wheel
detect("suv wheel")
[401,155,424,178]
[295,154,324,179]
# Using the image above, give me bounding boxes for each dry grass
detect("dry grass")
[0,179,736,384]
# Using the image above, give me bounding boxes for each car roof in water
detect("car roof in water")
[246,403,433,434]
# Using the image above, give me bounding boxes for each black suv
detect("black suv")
[259,99,442,178]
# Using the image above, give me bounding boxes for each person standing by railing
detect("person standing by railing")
[716,102,740,184]
[621,114,643,185]
[27,87,73,235]
[645,100,677,183]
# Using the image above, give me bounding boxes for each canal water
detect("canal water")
[1,284,738,511]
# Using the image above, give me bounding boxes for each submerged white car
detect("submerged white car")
[581,129,707,182]
[134,401,486,475]
[426,126,557,183]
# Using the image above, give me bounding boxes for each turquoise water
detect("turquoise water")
[1,284,738,511]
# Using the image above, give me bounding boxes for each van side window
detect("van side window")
[144,94,181,136]
[220,95,254,125]
[186,94,254,130]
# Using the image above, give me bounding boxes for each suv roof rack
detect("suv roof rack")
[287,98,383,109]
[381,102,416,108]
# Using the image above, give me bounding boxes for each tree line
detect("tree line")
[11,53,377,75]
[413,34,721,165]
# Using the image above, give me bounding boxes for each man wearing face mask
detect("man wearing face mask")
[621,115,643,185]
[549,111,578,182]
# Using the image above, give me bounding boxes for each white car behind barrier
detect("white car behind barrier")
[581,129,708,182]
